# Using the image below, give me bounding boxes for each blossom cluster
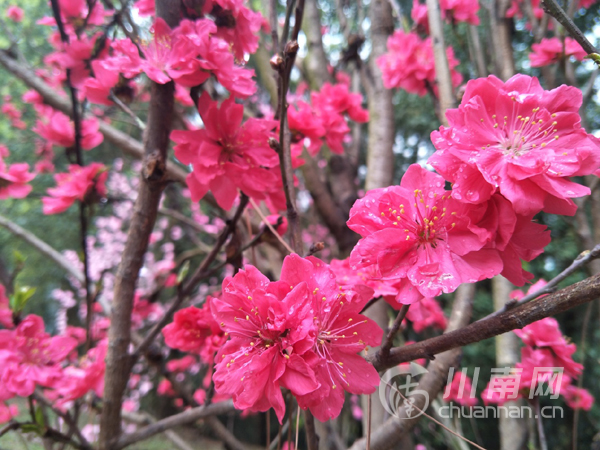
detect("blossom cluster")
[348,74,599,306]
[377,30,463,96]
[288,78,369,158]
[163,255,382,423]
[172,92,282,211]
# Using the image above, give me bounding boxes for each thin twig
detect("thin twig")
[489,243,600,318]
[33,392,92,450]
[384,380,487,450]
[541,0,599,54]
[380,304,410,357]
[109,91,147,130]
[0,214,85,283]
[249,197,294,254]
[132,194,249,360]
[272,0,306,254]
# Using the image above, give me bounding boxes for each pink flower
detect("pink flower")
[157,379,175,396]
[563,385,594,410]
[2,102,26,129]
[205,0,265,60]
[102,18,256,98]
[52,339,107,402]
[33,110,104,150]
[0,285,12,329]
[475,194,551,286]
[405,297,447,332]
[162,300,225,364]
[134,0,154,16]
[166,355,197,373]
[83,60,121,106]
[429,74,600,216]
[440,0,480,24]
[411,0,429,31]
[275,255,383,422]
[331,258,401,302]
[6,5,23,22]
[377,31,462,96]
[348,164,503,299]
[0,315,77,397]
[287,101,326,155]
[311,83,370,124]
[510,278,548,301]
[38,0,108,27]
[0,155,35,200]
[514,317,583,378]
[0,402,18,423]
[211,264,319,423]
[42,163,108,215]
[443,372,478,406]
[530,37,587,67]
[171,92,279,210]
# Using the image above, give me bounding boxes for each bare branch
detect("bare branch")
[541,0,599,54]
[370,272,600,372]
[99,2,179,446]
[0,214,85,283]
[114,402,237,449]
[490,243,600,317]
[0,50,188,184]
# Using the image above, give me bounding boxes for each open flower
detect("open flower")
[429,74,600,216]
[0,155,35,200]
[0,315,77,397]
[211,265,319,423]
[42,163,108,214]
[172,92,279,210]
[274,255,383,422]
[348,164,502,299]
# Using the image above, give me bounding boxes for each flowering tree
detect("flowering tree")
[0,0,600,449]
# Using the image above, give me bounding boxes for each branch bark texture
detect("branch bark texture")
[99,2,179,447]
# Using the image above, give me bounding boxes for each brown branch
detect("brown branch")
[0,50,188,184]
[379,304,410,358]
[490,243,600,317]
[272,0,306,254]
[370,272,600,372]
[541,0,599,55]
[99,2,179,448]
[0,214,85,283]
[131,193,249,360]
[113,402,237,450]
[304,410,320,450]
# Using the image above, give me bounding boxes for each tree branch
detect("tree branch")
[114,401,237,450]
[99,2,179,447]
[541,0,599,54]
[0,214,85,283]
[0,50,188,184]
[370,272,600,372]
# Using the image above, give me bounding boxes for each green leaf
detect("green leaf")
[34,405,45,430]
[9,286,36,313]
[20,423,41,434]
[177,261,190,285]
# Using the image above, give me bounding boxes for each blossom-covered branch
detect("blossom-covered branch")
[371,271,600,371]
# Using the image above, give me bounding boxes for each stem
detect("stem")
[380,305,410,357]
[541,0,598,54]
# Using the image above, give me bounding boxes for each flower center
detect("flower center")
[484,102,561,157]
